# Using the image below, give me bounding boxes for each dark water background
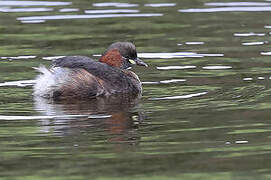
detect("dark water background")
[1,0,271,179]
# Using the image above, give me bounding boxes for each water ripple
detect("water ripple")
[138,52,223,59]
[0,7,53,12]
[243,77,268,81]
[142,79,186,85]
[141,81,160,85]
[144,3,176,7]
[92,2,138,8]
[234,32,265,37]
[150,92,208,100]
[17,13,163,21]
[139,52,202,58]
[0,55,36,60]
[179,7,271,13]
[157,66,196,70]
[243,78,253,81]
[159,79,186,84]
[42,56,65,60]
[0,80,36,87]
[199,53,224,57]
[185,41,205,45]
[88,115,112,119]
[0,1,71,6]
[202,66,232,70]
[21,20,46,23]
[59,8,79,12]
[85,9,139,14]
[242,42,265,46]
[261,52,271,56]
[205,2,271,7]
[0,115,88,120]
[235,140,248,144]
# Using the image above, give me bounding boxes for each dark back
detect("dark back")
[53,56,141,95]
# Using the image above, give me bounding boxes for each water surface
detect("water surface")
[1,0,271,179]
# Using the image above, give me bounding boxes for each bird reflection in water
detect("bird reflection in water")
[34,94,145,150]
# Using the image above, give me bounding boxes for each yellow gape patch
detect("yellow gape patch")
[129,59,136,65]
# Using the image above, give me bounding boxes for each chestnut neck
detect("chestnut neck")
[99,49,123,68]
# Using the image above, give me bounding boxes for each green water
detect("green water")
[1,0,271,179]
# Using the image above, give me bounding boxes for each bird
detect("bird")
[33,42,148,100]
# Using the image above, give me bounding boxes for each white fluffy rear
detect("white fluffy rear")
[33,66,71,98]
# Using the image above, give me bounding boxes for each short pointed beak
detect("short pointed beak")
[135,57,148,67]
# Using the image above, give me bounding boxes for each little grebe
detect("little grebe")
[34,42,148,100]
